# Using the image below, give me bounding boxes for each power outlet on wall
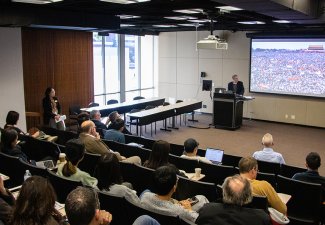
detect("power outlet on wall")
[203,104,207,108]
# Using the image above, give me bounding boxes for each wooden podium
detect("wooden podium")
[213,92,243,130]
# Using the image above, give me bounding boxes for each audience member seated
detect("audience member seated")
[90,110,109,130]
[78,121,141,165]
[65,187,112,225]
[196,174,272,225]
[57,139,98,187]
[104,118,126,144]
[9,176,63,225]
[132,215,160,225]
[1,128,29,163]
[140,165,209,223]
[4,111,27,136]
[239,156,287,214]
[143,140,185,176]
[94,153,140,205]
[181,138,212,164]
[108,111,132,135]
[0,176,15,225]
[292,152,325,195]
[77,112,90,127]
[252,133,285,164]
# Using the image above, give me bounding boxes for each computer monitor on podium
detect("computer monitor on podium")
[215,88,226,93]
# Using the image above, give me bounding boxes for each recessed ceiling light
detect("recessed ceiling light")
[100,0,150,4]
[164,16,197,20]
[188,19,210,23]
[178,23,202,27]
[12,0,62,4]
[121,24,135,27]
[238,21,265,25]
[118,15,141,19]
[153,25,177,28]
[173,9,204,14]
[216,6,243,11]
[273,20,291,24]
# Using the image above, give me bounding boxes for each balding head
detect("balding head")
[262,133,273,147]
[222,174,252,206]
[81,120,95,134]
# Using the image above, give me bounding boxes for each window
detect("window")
[93,33,157,104]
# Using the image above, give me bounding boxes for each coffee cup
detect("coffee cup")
[59,153,66,163]
[195,168,201,178]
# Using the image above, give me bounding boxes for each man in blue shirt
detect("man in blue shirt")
[104,118,125,144]
[252,133,285,164]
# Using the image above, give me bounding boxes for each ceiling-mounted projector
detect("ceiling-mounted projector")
[197,35,228,50]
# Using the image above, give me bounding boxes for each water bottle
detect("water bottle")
[24,170,32,181]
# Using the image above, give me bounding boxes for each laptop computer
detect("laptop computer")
[205,148,224,165]
[36,160,55,169]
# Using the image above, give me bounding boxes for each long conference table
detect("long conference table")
[80,97,165,117]
[128,100,202,135]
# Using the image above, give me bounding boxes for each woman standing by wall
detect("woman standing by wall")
[42,87,65,130]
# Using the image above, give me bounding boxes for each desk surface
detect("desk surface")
[81,97,165,112]
[128,100,202,118]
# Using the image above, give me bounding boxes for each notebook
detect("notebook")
[205,148,224,165]
[36,160,55,169]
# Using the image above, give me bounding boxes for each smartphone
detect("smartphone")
[188,197,199,206]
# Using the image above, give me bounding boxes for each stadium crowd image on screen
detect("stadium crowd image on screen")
[249,38,325,98]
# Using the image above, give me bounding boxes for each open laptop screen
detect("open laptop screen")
[205,148,224,164]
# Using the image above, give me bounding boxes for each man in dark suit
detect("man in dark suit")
[196,174,271,225]
[228,74,244,95]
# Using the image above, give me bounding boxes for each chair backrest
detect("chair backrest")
[222,154,242,167]
[246,195,268,212]
[124,134,155,149]
[163,102,170,106]
[40,126,78,145]
[97,190,129,225]
[257,160,281,175]
[47,169,82,203]
[277,175,322,223]
[176,100,183,103]
[88,102,99,107]
[172,156,199,174]
[199,162,237,185]
[120,162,155,195]
[69,105,81,115]
[20,135,60,161]
[280,164,306,178]
[0,152,26,187]
[169,143,185,156]
[133,96,145,100]
[19,158,48,178]
[107,99,118,105]
[174,176,218,202]
[125,199,181,225]
[78,152,101,176]
[256,171,277,189]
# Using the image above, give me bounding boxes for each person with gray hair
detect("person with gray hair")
[65,187,112,225]
[252,133,285,164]
[90,110,109,131]
[196,174,271,225]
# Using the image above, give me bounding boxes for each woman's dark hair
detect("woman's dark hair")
[62,139,85,177]
[5,111,19,125]
[1,128,18,150]
[10,176,57,225]
[143,140,170,170]
[94,153,123,190]
[44,87,53,98]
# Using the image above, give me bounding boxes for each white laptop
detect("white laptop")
[205,148,224,165]
[36,160,55,169]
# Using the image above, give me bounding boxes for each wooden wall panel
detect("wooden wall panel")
[22,28,93,128]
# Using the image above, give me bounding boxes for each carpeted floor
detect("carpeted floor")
[135,113,325,176]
